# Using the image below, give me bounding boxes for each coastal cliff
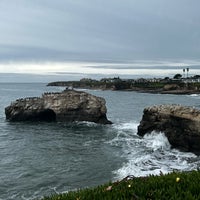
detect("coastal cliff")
[138,104,200,155]
[5,90,112,124]
[47,78,200,94]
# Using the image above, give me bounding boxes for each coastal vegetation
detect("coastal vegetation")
[42,170,200,200]
[47,76,200,94]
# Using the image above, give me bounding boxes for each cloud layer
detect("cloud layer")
[1,1,200,61]
[0,0,199,76]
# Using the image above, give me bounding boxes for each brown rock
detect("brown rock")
[5,90,112,124]
[138,104,200,155]
[163,84,180,91]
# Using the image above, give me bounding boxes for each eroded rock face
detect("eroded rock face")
[5,90,112,124]
[163,84,180,91]
[138,104,200,155]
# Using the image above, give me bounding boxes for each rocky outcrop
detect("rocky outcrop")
[138,104,200,155]
[5,90,112,124]
[163,84,180,91]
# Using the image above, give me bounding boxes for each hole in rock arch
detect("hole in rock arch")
[38,109,56,122]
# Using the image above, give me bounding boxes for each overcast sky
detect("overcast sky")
[0,0,200,77]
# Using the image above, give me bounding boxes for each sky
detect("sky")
[0,0,200,80]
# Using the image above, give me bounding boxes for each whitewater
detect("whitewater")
[0,83,200,200]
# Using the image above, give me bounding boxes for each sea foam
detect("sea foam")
[111,122,198,180]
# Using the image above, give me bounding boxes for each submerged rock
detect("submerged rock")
[5,90,112,124]
[138,104,200,155]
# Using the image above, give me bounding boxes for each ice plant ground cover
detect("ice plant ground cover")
[42,170,200,200]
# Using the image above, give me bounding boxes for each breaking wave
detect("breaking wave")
[110,121,199,180]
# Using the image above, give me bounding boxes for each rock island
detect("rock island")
[5,89,112,124]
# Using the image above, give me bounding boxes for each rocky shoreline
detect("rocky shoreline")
[121,88,200,95]
[47,79,200,95]
[5,85,200,155]
[160,89,200,95]
[137,104,200,155]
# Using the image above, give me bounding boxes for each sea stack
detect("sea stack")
[138,104,200,155]
[5,89,112,124]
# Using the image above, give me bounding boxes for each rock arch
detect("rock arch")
[37,109,56,122]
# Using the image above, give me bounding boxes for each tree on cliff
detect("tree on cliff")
[173,74,182,79]
[113,78,131,90]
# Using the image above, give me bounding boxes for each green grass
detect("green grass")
[132,82,166,89]
[41,170,200,200]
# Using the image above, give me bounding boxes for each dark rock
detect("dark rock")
[5,90,112,124]
[138,104,200,155]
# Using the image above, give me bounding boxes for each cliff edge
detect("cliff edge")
[138,104,200,155]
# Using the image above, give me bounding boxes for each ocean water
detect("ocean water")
[0,83,200,200]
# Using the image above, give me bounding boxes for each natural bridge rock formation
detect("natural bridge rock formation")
[5,90,112,124]
[138,104,200,155]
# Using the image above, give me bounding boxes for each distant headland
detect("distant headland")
[47,74,200,95]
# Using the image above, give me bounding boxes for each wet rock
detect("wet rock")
[138,104,200,155]
[5,90,112,124]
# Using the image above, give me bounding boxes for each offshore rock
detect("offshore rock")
[5,90,112,124]
[138,104,200,155]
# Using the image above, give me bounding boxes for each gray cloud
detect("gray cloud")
[0,0,200,63]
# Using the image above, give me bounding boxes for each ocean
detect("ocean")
[0,83,200,200]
